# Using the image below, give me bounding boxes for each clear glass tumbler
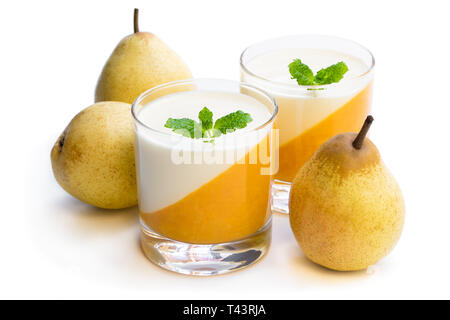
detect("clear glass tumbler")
[240,35,375,213]
[132,79,278,275]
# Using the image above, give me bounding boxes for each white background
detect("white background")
[1,0,449,299]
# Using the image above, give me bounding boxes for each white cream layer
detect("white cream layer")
[243,48,371,145]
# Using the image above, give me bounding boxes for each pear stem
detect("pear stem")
[352,115,374,150]
[134,8,139,33]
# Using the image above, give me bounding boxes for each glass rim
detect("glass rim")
[131,78,279,139]
[240,34,376,90]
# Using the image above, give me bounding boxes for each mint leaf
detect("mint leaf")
[314,61,349,85]
[165,108,253,139]
[165,118,200,138]
[198,107,213,134]
[289,59,315,85]
[289,59,349,86]
[214,110,253,134]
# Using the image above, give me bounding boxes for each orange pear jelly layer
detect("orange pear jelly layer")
[275,82,373,182]
[140,141,272,244]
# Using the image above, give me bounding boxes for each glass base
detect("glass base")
[140,218,272,276]
[271,179,292,214]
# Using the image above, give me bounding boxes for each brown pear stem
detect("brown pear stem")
[134,8,139,33]
[352,115,374,149]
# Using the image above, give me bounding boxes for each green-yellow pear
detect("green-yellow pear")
[95,9,192,104]
[289,116,405,271]
[51,102,137,209]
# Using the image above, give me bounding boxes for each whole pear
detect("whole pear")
[95,9,192,104]
[51,102,137,209]
[289,116,405,271]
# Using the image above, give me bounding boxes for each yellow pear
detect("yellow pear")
[51,102,137,209]
[289,116,405,271]
[95,9,192,104]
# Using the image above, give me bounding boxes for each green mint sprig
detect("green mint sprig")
[289,59,349,86]
[164,107,253,140]
[164,118,200,138]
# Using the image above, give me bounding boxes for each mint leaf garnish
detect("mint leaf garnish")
[314,61,349,85]
[214,110,253,134]
[165,118,200,138]
[198,107,213,134]
[165,107,253,140]
[289,59,349,86]
[288,59,315,85]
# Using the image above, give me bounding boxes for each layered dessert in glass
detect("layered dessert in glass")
[132,79,277,275]
[240,35,374,212]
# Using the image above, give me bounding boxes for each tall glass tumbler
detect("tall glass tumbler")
[132,79,278,275]
[240,35,375,213]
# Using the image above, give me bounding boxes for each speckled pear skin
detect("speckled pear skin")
[289,133,405,271]
[51,102,137,209]
[95,32,192,104]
